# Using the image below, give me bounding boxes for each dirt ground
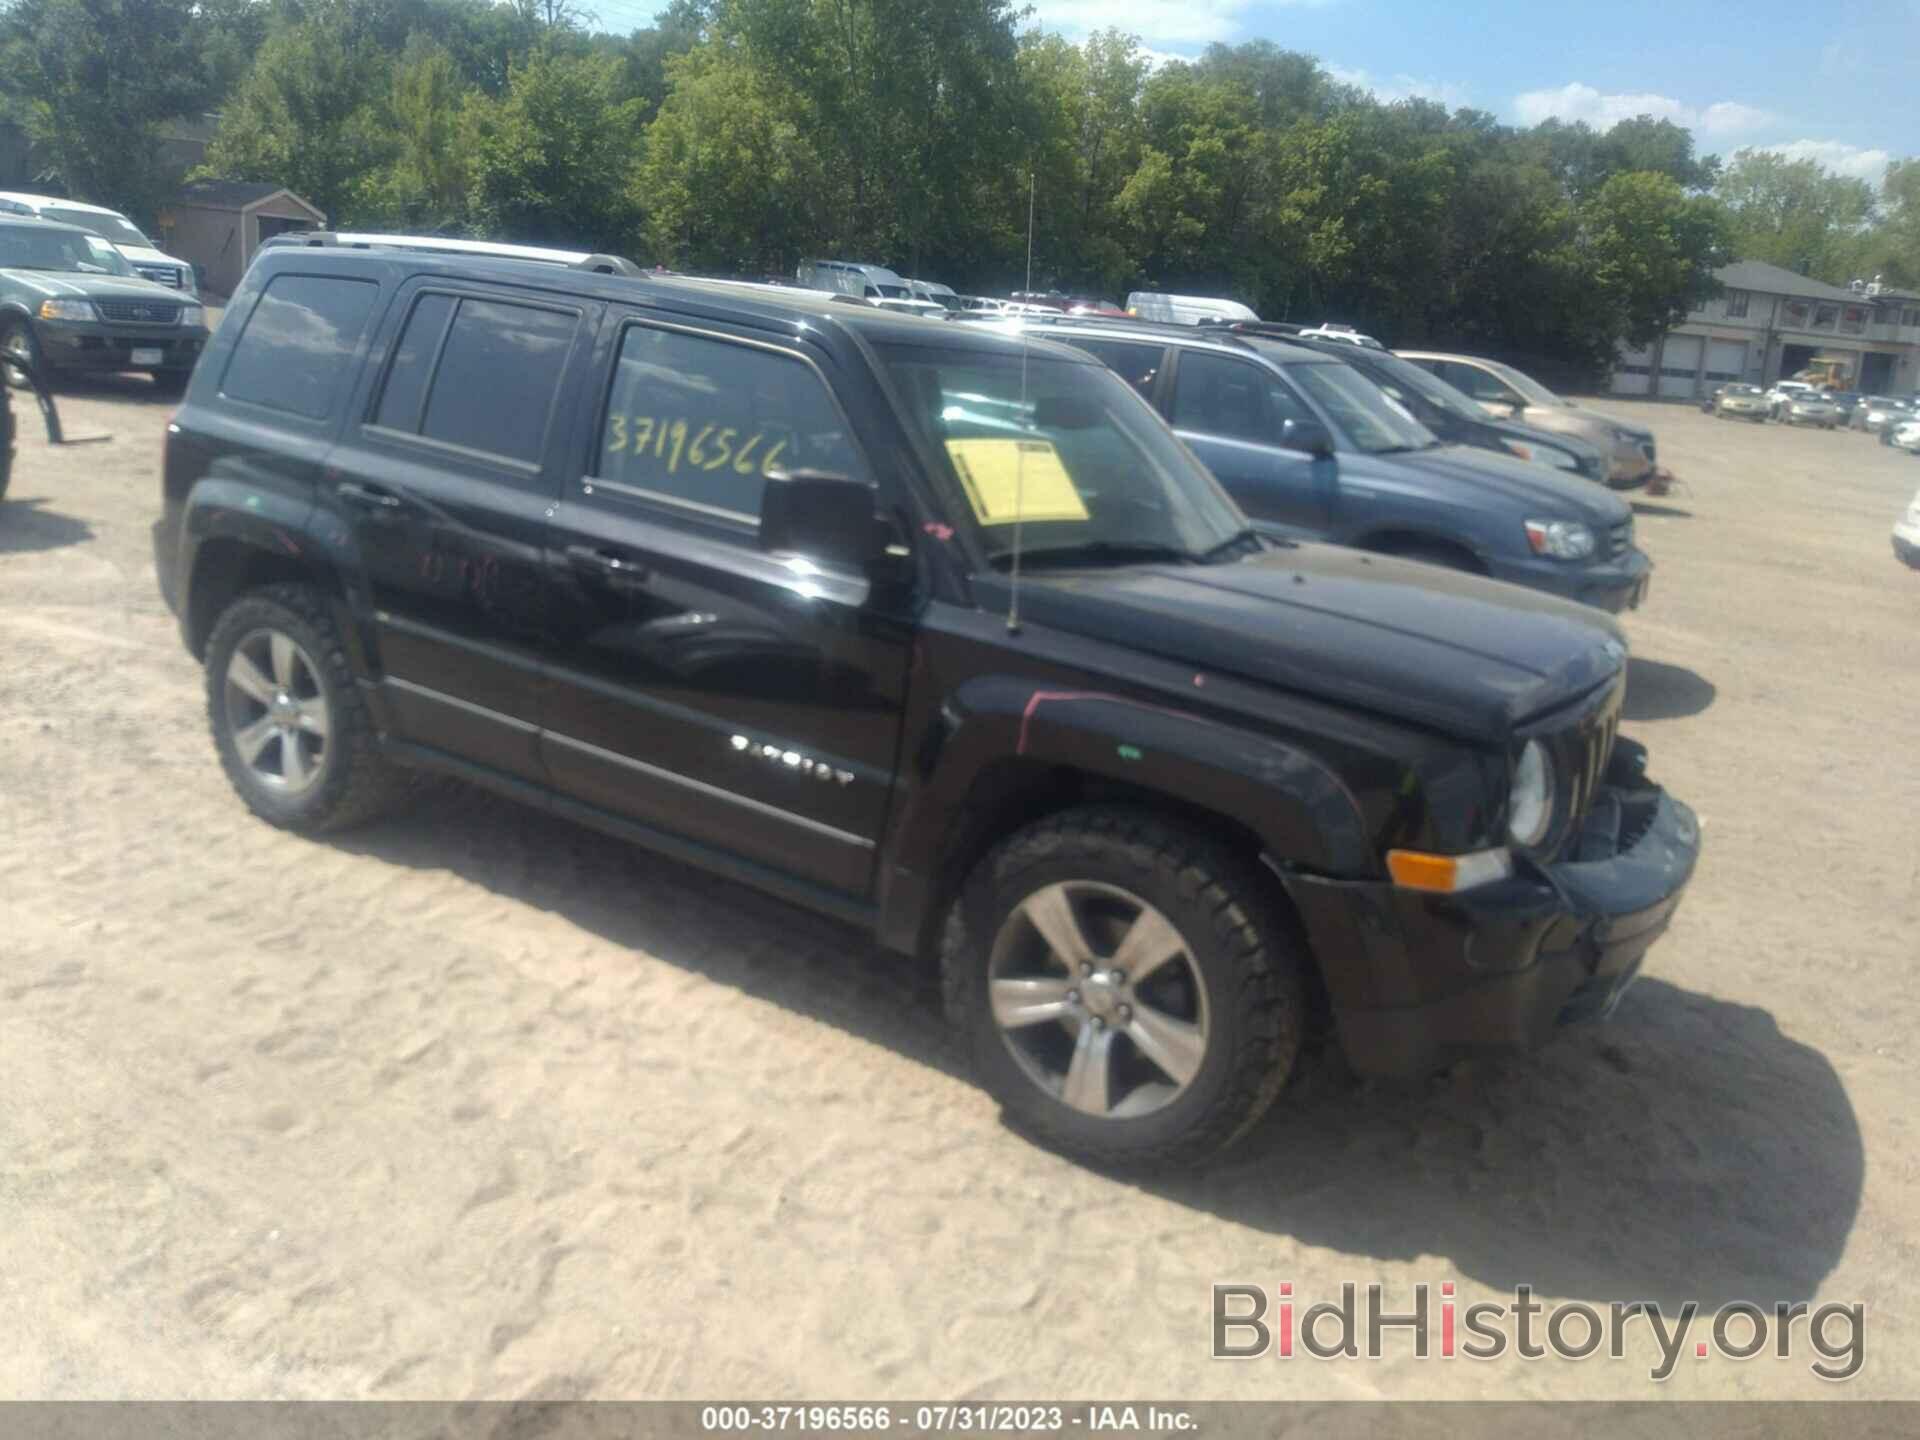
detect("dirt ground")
[2,379,1917,1402]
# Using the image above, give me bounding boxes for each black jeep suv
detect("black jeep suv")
[154,234,1700,1166]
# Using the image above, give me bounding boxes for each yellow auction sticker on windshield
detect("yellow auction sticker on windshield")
[945,439,1089,525]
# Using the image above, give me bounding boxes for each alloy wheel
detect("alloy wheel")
[987,881,1211,1120]
[223,628,330,794]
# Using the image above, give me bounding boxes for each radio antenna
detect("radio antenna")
[1007,168,1035,635]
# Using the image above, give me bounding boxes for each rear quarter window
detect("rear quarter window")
[220,274,380,420]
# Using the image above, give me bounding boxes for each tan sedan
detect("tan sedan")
[1400,351,1657,488]
[1714,384,1770,421]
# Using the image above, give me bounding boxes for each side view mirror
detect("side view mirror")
[1281,418,1335,458]
[759,470,891,572]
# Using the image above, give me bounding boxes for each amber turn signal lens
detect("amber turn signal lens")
[1386,848,1513,894]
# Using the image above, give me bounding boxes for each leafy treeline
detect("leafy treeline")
[2,0,1915,373]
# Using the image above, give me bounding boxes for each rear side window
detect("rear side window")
[1066,339,1165,400]
[222,274,379,419]
[592,325,861,522]
[369,293,578,467]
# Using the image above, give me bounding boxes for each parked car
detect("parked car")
[1294,323,1385,350]
[907,278,962,312]
[1784,392,1843,429]
[0,215,210,390]
[1267,328,1609,482]
[1894,488,1920,567]
[1890,418,1920,455]
[1398,351,1658,488]
[1125,292,1259,326]
[153,232,1699,1167]
[1038,318,1650,612]
[0,190,197,293]
[1068,298,1127,316]
[1713,383,1770,421]
[1825,391,1864,425]
[1765,380,1816,419]
[1862,395,1914,441]
[797,258,915,303]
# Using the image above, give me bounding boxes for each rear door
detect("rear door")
[538,312,915,899]
[324,280,595,783]
[1166,348,1330,532]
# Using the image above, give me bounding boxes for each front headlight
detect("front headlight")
[1536,445,1580,472]
[1523,518,1596,559]
[38,298,98,322]
[178,304,205,327]
[1507,740,1555,848]
[1611,426,1640,445]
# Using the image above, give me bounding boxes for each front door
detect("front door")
[1166,349,1331,533]
[539,313,914,899]
[325,281,594,782]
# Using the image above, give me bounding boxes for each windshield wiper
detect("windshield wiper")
[992,540,1198,569]
[1197,527,1275,563]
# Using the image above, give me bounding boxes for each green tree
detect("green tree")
[357,37,474,230]
[637,44,824,272]
[1715,147,1876,281]
[196,7,395,223]
[462,49,645,250]
[1581,170,1728,351]
[0,0,215,218]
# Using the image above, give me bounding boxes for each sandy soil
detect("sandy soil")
[2,379,1917,1401]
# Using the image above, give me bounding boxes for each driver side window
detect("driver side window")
[1170,351,1309,444]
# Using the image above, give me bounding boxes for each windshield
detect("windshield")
[1488,359,1569,407]
[1727,384,1764,395]
[875,283,910,299]
[1365,351,1491,422]
[0,223,112,273]
[83,235,135,276]
[1287,360,1439,453]
[43,206,150,247]
[877,342,1248,564]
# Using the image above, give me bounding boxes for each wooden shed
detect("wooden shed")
[158,182,326,299]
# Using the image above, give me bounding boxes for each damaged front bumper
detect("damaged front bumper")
[1283,743,1701,1077]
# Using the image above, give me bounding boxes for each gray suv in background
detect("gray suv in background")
[1022,318,1652,613]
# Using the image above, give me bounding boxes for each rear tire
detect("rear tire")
[943,807,1306,1168]
[0,384,13,501]
[204,583,400,834]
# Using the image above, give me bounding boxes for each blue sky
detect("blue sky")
[1029,0,1919,186]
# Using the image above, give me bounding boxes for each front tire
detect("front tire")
[2,316,44,391]
[204,583,399,833]
[943,808,1306,1168]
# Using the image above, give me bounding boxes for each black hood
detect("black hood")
[983,544,1626,743]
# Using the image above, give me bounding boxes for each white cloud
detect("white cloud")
[1325,63,1469,108]
[1026,0,1335,52]
[1512,82,1776,136]
[1748,139,1893,187]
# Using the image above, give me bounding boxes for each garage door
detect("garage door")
[1612,343,1653,396]
[1705,339,1747,384]
[1658,336,1703,398]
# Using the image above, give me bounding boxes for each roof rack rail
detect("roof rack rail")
[260,230,645,275]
